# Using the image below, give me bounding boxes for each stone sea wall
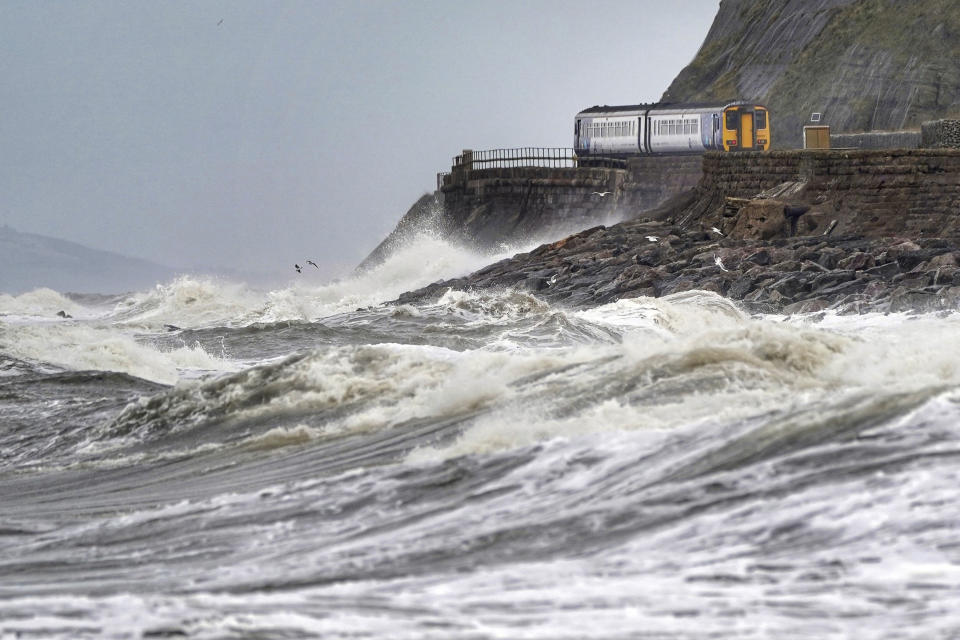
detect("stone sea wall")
[361,143,960,271]
[438,155,702,249]
[697,149,960,239]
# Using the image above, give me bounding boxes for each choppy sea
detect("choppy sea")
[3,236,960,639]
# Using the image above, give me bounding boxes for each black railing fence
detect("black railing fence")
[437,148,626,190]
[455,148,577,169]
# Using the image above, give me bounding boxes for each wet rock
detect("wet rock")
[728,276,755,300]
[864,262,900,279]
[817,247,846,270]
[897,249,942,271]
[745,248,771,265]
[837,252,874,271]
[521,276,547,292]
[888,288,944,313]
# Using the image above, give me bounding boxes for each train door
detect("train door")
[741,112,755,149]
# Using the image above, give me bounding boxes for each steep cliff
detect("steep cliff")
[663,0,960,148]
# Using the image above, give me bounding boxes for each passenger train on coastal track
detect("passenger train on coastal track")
[574,102,770,158]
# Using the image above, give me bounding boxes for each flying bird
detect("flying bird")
[646,235,658,242]
[294,264,302,273]
[306,260,319,269]
[714,255,729,272]
[217,19,223,26]
[710,226,724,236]
[592,191,612,197]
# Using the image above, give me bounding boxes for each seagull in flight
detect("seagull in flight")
[714,255,729,272]
[710,226,725,236]
[217,18,223,26]
[306,260,319,269]
[646,235,658,242]
[294,264,302,273]
[592,191,612,197]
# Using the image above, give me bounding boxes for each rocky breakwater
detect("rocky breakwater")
[391,149,960,315]
[397,215,960,315]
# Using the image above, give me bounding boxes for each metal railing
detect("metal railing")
[436,148,628,190]
[454,148,577,169]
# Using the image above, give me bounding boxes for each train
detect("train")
[574,102,770,158]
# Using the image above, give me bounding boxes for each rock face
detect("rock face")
[663,0,960,148]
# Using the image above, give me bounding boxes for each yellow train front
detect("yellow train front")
[721,103,770,151]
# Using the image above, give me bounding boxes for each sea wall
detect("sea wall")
[361,146,960,271]
[438,155,702,248]
[697,149,960,239]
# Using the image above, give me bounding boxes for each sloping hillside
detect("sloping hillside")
[663,0,960,147]
[0,225,177,294]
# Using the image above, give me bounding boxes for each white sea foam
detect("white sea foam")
[109,275,265,330]
[252,234,534,324]
[0,287,92,320]
[409,293,960,462]
[0,322,234,385]
[96,234,532,330]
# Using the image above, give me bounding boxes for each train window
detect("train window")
[725,110,740,129]
[756,111,767,129]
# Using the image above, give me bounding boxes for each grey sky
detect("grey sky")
[2,1,717,279]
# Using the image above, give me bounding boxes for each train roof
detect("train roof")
[577,101,764,116]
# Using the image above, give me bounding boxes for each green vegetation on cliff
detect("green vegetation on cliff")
[663,0,960,148]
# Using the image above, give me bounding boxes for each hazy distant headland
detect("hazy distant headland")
[0,225,177,295]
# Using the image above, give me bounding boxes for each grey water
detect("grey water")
[2,236,960,639]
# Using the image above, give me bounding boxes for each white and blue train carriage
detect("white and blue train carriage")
[574,102,771,158]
